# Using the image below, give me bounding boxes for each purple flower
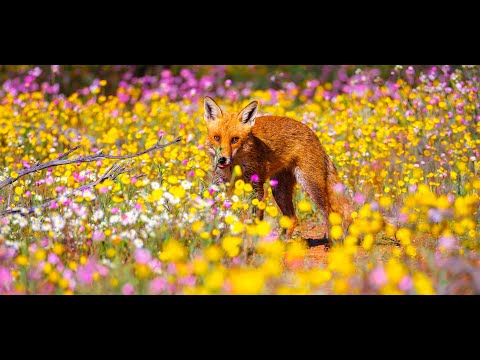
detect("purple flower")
[269,179,278,187]
[0,267,13,291]
[149,277,167,294]
[134,248,152,264]
[92,230,106,242]
[353,193,365,205]
[251,174,260,182]
[438,235,457,250]
[333,183,345,193]
[122,283,135,295]
[77,268,93,285]
[167,263,177,274]
[427,208,443,223]
[47,253,59,265]
[370,266,388,288]
[398,276,413,292]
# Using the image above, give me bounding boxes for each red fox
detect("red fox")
[204,96,353,239]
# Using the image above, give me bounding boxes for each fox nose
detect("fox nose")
[218,156,227,165]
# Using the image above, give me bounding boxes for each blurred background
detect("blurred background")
[0,65,465,96]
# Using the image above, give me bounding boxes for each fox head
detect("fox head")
[204,96,258,170]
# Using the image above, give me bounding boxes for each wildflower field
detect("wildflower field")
[1,65,479,295]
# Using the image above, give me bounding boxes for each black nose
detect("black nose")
[218,157,227,165]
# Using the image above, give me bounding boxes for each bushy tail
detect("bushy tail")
[326,157,353,228]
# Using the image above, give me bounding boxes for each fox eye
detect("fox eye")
[231,137,239,144]
[214,135,220,142]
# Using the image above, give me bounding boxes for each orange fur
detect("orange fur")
[204,97,352,239]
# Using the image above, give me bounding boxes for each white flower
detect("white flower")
[181,180,192,190]
[41,223,52,231]
[134,238,144,248]
[151,181,160,190]
[92,209,104,221]
[53,216,65,231]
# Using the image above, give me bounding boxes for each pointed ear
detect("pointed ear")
[238,101,258,126]
[204,96,223,122]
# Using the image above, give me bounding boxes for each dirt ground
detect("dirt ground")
[289,221,435,267]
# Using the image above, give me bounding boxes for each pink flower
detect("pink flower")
[353,193,365,205]
[47,253,59,265]
[223,201,232,209]
[92,230,105,242]
[369,266,387,288]
[149,277,167,294]
[0,267,13,290]
[122,283,135,295]
[438,235,457,250]
[333,183,345,193]
[134,248,151,264]
[110,207,119,214]
[398,276,413,292]
[251,174,259,182]
[269,179,278,187]
[77,268,93,285]
[167,263,177,274]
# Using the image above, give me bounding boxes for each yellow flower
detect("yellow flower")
[235,179,245,190]
[106,248,116,258]
[333,278,349,294]
[256,220,271,237]
[205,267,225,291]
[16,255,29,266]
[14,186,23,195]
[229,269,265,294]
[231,221,244,235]
[135,264,151,279]
[167,175,178,185]
[34,249,46,262]
[193,257,209,275]
[309,269,332,286]
[329,212,342,225]
[413,272,435,295]
[279,216,294,229]
[205,245,222,262]
[266,206,278,217]
[330,225,343,240]
[395,228,411,246]
[298,200,312,213]
[151,188,163,201]
[379,196,392,208]
[385,258,407,284]
[52,243,65,255]
[159,239,186,262]
[222,236,242,257]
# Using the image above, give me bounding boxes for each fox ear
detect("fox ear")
[238,101,258,126]
[204,96,222,122]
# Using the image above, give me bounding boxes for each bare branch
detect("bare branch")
[57,145,81,159]
[0,136,181,191]
[0,160,138,217]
